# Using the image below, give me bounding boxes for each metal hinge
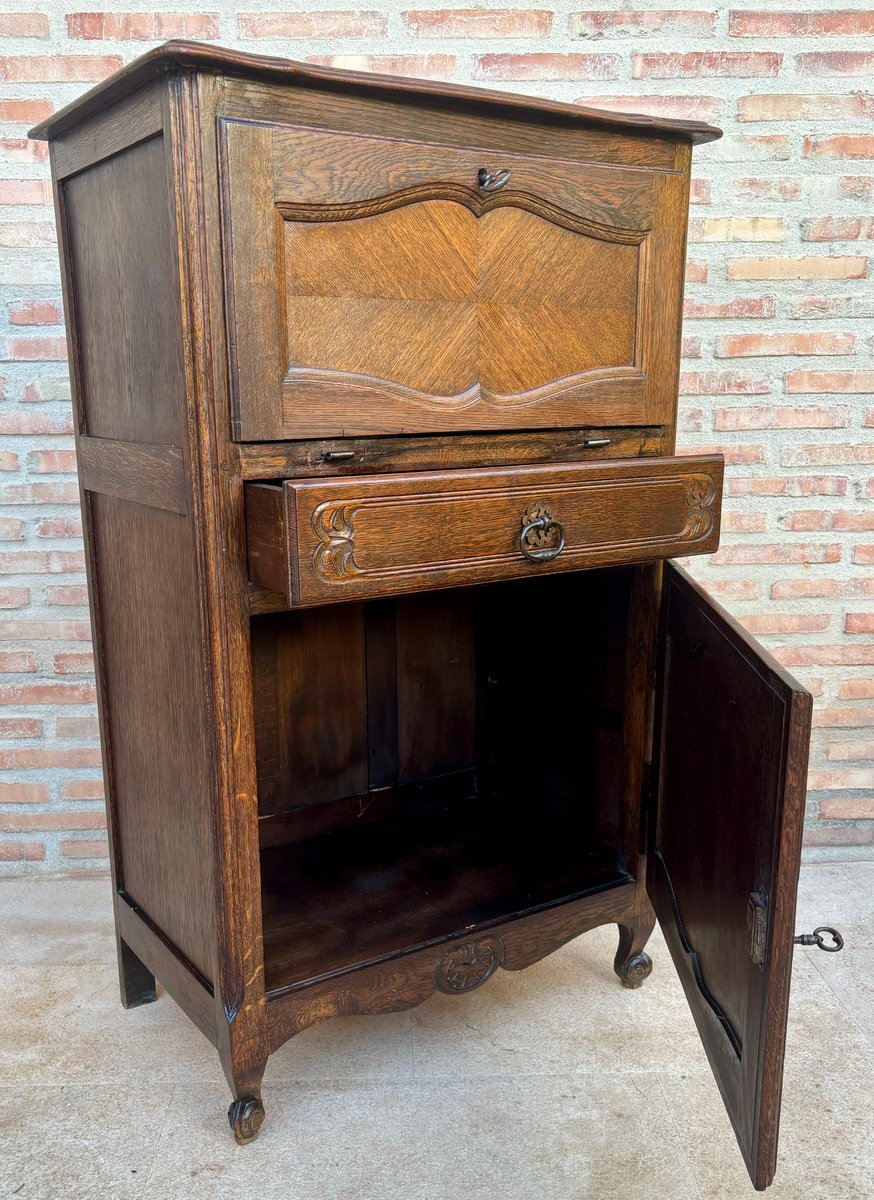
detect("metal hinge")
[747,887,769,967]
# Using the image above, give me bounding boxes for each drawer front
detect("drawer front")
[221,121,689,441]
[246,455,723,607]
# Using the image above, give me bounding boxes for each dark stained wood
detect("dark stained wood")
[649,563,812,1191]
[250,606,367,814]
[52,82,164,180]
[78,435,187,514]
[115,894,217,1045]
[90,493,217,982]
[238,426,667,480]
[36,47,811,1190]
[266,879,639,1047]
[29,40,721,147]
[245,455,723,607]
[61,132,185,445]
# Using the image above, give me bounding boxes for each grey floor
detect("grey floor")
[0,861,870,1200]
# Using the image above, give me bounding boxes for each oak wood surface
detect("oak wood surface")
[649,564,811,1190]
[245,454,723,606]
[77,436,187,514]
[29,39,722,147]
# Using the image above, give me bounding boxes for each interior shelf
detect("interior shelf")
[260,776,630,995]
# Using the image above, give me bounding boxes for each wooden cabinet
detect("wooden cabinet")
[33,42,813,1190]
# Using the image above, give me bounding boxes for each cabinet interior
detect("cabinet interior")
[251,567,636,995]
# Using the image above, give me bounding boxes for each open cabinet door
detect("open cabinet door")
[648,563,811,1190]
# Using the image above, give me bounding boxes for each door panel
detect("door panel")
[649,564,811,1190]
[220,120,689,440]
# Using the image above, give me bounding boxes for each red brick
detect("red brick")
[67,13,220,39]
[684,296,775,320]
[733,177,801,201]
[777,645,874,666]
[0,517,22,539]
[805,137,874,165]
[0,483,80,504]
[8,299,63,325]
[702,579,759,601]
[0,620,90,641]
[633,51,781,79]
[0,55,122,83]
[0,652,37,672]
[815,707,874,728]
[28,449,77,473]
[0,179,51,205]
[839,680,874,700]
[817,783,874,809]
[715,332,854,357]
[731,11,874,37]
[403,9,550,36]
[731,476,847,498]
[239,10,386,37]
[722,512,767,533]
[571,10,716,36]
[306,53,455,78]
[681,336,701,358]
[45,585,88,606]
[0,138,47,164]
[679,369,771,395]
[0,842,45,861]
[728,256,867,281]
[712,543,840,565]
[716,405,849,430]
[61,779,104,801]
[475,53,619,81]
[690,178,711,204]
[0,682,96,706]
[690,216,784,242]
[585,94,721,123]
[738,93,874,121]
[0,98,53,123]
[56,715,99,739]
[804,825,874,848]
[838,176,874,200]
[685,259,708,283]
[827,740,874,762]
[53,651,94,675]
[0,782,49,804]
[0,747,102,769]
[790,296,874,320]
[0,812,105,834]
[803,216,874,241]
[0,717,41,737]
[741,613,830,635]
[780,511,874,532]
[770,578,836,600]
[1,335,66,360]
[0,587,29,608]
[846,613,874,635]
[782,445,874,467]
[0,12,50,37]
[796,52,874,76]
[0,550,84,573]
[60,837,109,859]
[0,453,15,472]
[786,370,874,394]
[36,517,82,539]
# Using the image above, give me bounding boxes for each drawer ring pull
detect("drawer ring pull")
[519,503,565,563]
[478,167,510,192]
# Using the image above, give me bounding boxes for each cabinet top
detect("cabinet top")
[30,39,722,145]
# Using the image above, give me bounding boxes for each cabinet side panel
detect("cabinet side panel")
[62,132,185,445]
[90,493,216,982]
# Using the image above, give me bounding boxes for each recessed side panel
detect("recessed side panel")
[90,493,217,983]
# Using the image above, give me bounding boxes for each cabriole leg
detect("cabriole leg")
[614,918,655,989]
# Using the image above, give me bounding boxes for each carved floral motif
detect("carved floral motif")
[435,935,506,993]
[683,474,716,540]
[311,501,363,581]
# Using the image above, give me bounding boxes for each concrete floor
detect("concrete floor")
[0,861,870,1200]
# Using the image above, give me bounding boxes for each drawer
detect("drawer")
[245,455,723,608]
[221,121,689,441]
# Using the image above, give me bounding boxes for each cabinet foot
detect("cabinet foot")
[118,938,157,1009]
[228,1096,265,1145]
[614,920,655,989]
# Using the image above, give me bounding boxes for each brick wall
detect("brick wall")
[0,3,872,871]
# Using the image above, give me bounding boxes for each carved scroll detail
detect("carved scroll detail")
[682,473,717,540]
[435,935,506,993]
[312,501,363,581]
